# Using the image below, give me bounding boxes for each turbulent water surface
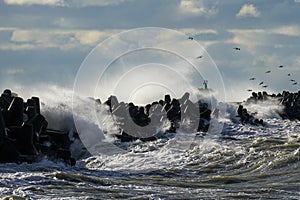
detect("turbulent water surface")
[1,101,300,199]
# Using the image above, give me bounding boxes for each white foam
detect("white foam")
[243,99,284,119]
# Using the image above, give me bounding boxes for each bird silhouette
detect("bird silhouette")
[265,70,271,73]
[262,85,268,88]
[259,81,264,85]
[196,55,203,59]
[233,47,240,50]
[249,77,256,80]
[288,73,291,76]
[188,36,193,40]
[293,82,297,85]
[291,79,295,82]
[247,89,253,92]
[278,65,283,68]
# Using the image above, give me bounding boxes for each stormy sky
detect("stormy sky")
[0,0,299,102]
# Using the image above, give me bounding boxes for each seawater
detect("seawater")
[1,118,299,199]
[0,87,299,199]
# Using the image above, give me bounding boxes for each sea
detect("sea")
[0,87,299,199]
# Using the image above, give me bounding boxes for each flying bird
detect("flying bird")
[262,85,268,88]
[293,82,297,85]
[249,77,256,80]
[288,74,291,76]
[188,36,194,40]
[247,89,253,92]
[278,65,284,68]
[291,79,295,82]
[196,55,203,59]
[259,81,264,85]
[233,47,241,51]
[265,70,271,73]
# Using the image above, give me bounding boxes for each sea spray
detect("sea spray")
[243,99,284,119]
[12,84,123,158]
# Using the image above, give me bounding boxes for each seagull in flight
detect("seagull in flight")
[265,70,271,73]
[249,77,256,80]
[259,81,264,85]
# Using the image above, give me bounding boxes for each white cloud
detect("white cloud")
[5,28,218,51]
[3,0,64,6]
[227,26,300,52]
[11,30,36,43]
[272,25,300,36]
[224,27,300,87]
[236,4,260,18]
[3,0,131,7]
[179,0,218,17]
[64,0,132,7]
[0,29,122,51]
[180,28,217,35]
[0,27,17,31]
[0,44,36,51]
[226,29,265,53]
[73,31,106,45]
